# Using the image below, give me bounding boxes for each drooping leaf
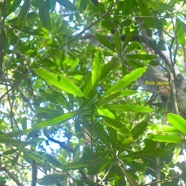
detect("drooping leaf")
[38,0,51,30]
[167,113,186,135]
[34,68,84,97]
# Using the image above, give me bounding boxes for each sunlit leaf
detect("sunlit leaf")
[149,134,183,143]
[34,68,84,97]
[105,67,147,95]
[35,112,77,129]
[167,113,186,135]
[97,108,116,119]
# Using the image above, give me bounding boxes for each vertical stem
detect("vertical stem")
[156,143,161,186]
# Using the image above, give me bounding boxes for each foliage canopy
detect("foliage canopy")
[0,0,186,185]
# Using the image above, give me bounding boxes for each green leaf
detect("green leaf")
[7,0,22,15]
[99,58,118,80]
[105,67,147,95]
[122,0,133,16]
[57,0,76,11]
[149,134,183,143]
[137,0,156,27]
[119,165,140,186]
[94,123,110,147]
[131,121,148,139]
[124,148,170,159]
[127,54,156,60]
[17,0,30,25]
[124,42,141,53]
[97,108,116,119]
[34,68,84,97]
[91,51,103,87]
[114,30,121,56]
[97,91,121,106]
[167,113,186,135]
[0,138,28,146]
[102,104,152,113]
[3,149,18,155]
[38,0,51,30]
[96,34,115,51]
[35,112,76,129]
[175,18,185,45]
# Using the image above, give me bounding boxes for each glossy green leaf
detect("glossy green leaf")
[38,0,51,30]
[149,134,183,143]
[167,113,186,135]
[96,34,115,51]
[97,108,116,119]
[34,68,84,97]
[105,67,147,95]
[35,112,76,129]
